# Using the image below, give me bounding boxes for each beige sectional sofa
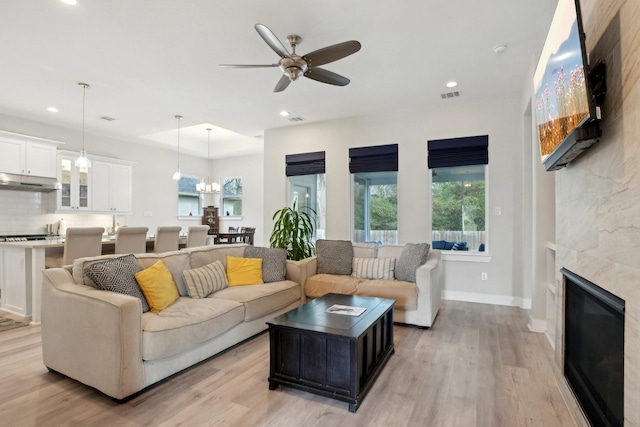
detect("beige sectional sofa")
[41,244,306,400]
[300,242,443,328]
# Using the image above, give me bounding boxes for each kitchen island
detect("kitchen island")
[0,236,199,323]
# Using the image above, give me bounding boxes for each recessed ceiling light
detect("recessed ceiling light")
[60,0,77,5]
[280,111,290,117]
[446,81,458,88]
[493,44,507,55]
[47,107,59,113]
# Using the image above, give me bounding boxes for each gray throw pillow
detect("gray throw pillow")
[182,260,228,298]
[84,254,150,312]
[395,243,430,283]
[316,239,353,275]
[244,246,287,283]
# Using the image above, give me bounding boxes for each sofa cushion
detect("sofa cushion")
[141,297,245,361]
[83,254,150,313]
[316,239,353,275]
[135,261,180,313]
[305,274,359,298]
[210,280,301,321]
[187,245,247,270]
[352,243,378,259]
[356,279,418,310]
[182,260,228,298]
[136,251,191,296]
[226,256,263,286]
[244,246,287,283]
[352,257,396,280]
[395,243,430,282]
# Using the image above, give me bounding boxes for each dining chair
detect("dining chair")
[217,226,239,244]
[115,227,149,254]
[154,226,182,253]
[241,227,256,245]
[186,225,210,248]
[45,227,105,268]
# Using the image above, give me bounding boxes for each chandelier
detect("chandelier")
[196,128,220,194]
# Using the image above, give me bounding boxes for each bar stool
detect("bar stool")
[154,226,181,253]
[115,227,149,254]
[186,225,210,248]
[45,227,105,268]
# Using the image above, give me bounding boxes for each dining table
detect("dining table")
[213,232,246,244]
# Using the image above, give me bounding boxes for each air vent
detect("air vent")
[440,91,460,99]
[100,116,116,121]
[288,116,304,122]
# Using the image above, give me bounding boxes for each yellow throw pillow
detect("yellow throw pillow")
[135,260,180,313]
[226,255,263,286]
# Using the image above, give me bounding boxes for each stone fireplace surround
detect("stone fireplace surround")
[551,0,640,425]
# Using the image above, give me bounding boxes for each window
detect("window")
[286,151,326,240]
[221,177,242,217]
[431,165,485,251]
[178,175,202,217]
[353,172,398,244]
[349,144,398,245]
[289,174,325,240]
[428,135,488,252]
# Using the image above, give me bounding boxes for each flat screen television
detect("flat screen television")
[533,0,603,171]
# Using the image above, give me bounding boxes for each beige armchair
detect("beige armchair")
[186,225,210,248]
[45,227,105,268]
[153,226,181,253]
[115,227,149,254]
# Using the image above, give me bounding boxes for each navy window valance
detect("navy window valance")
[427,135,488,169]
[285,151,325,176]
[349,144,398,173]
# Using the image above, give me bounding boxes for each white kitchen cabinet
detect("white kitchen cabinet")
[0,247,29,317]
[91,160,133,213]
[52,153,92,212]
[0,130,62,178]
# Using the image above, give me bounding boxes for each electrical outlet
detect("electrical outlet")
[481,272,488,280]
[495,207,502,216]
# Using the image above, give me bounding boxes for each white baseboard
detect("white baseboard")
[442,290,527,307]
[528,315,547,333]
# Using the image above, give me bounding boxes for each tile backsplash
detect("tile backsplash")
[0,190,115,235]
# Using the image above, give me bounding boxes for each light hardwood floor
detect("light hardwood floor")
[0,301,576,427]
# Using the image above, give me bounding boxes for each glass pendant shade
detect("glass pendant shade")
[172,167,182,181]
[197,127,220,194]
[75,148,92,168]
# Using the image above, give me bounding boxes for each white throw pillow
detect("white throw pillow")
[352,257,396,280]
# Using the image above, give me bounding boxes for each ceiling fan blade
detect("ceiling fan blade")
[273,75,291,93]
[304,68,350,86]
[303,41,361,67]
[255,24,290,58]
[219,64,279,68]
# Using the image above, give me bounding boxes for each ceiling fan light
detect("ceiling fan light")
[285,67,303,81]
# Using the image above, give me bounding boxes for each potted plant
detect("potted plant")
[269,202,316,260]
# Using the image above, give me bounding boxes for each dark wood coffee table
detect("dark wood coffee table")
[267,293,395,412]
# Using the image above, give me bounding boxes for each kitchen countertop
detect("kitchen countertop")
[0,236,191,249]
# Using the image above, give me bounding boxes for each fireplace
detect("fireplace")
[562,268,624,427]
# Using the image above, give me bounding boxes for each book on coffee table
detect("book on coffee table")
[326,304,366,316]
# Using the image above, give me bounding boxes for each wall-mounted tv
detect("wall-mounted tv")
[534,0,604,171]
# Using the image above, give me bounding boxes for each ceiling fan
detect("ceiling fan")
[221,24,361,93]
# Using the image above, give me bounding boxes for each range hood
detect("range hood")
[0,172,60,193]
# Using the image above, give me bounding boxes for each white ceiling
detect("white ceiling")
[0,0,557,159]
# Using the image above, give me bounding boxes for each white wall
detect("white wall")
[264,95,527,304]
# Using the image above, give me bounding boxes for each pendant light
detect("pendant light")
[197,128,221,194]
[172,115,183,180]
[74,83,92,168]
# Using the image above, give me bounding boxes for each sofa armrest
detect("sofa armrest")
[41,267,145,400]
[414,249,443,325]
[285,256,317,304]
